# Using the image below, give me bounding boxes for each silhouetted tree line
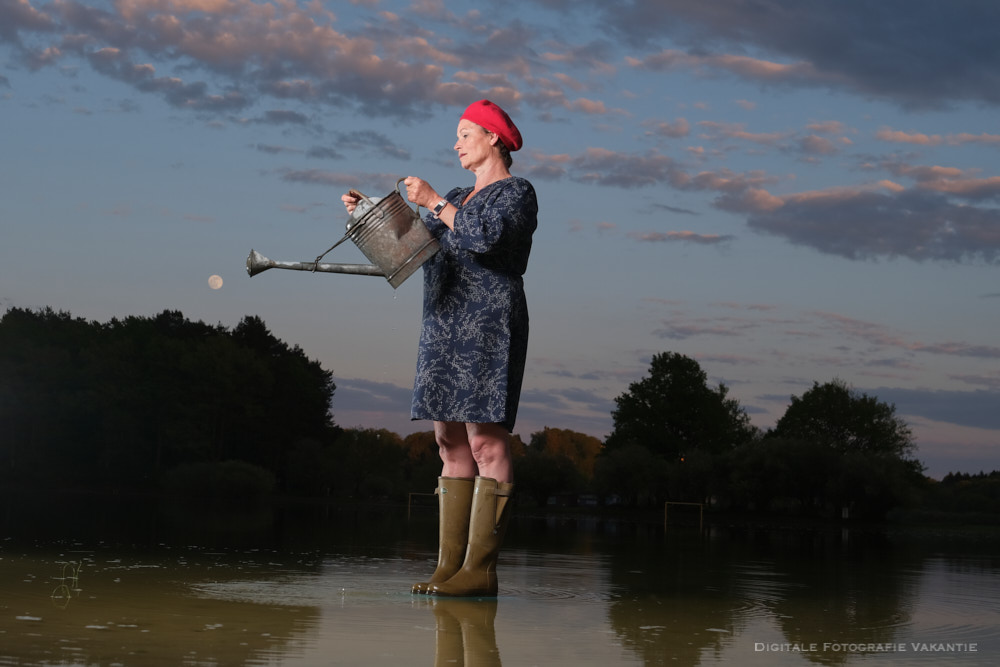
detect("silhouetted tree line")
[1,308,992,519]
[0,307,339,494]
[597,352,928,519]
[925,471,1000,514]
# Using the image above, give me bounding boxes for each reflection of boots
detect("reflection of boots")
[413,477,475,594]
[431,598,464,667]
[431,598,502,667]
[430,477,514,597]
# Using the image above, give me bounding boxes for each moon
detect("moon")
[208,274,223,290]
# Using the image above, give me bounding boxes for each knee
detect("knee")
[469,431,510,467]
[435,423,469,459]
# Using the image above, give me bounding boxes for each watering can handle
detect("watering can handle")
[396,177,422,217]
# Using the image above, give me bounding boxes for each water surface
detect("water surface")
[1,493,997,666]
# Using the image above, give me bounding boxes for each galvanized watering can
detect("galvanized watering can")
[246,178,439,288]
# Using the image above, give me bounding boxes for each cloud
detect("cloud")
[642,117,690,138]
[813,311,1000,360]
[565,147,683,188]
[806,121,847,134]
[279,169,361,188]
[1,0,459,119]
[278,168,400,192]
[693,120,853,161]
[540,38,618,76]
[0,0,54,43]
[255,143,302,155]
[646,202,699,216]
[876,128,943,146]
[529,142,996,266]
[628,230,733,245]
[332,130,411,160]
[878,128,1000,148]
[527,146,778,193]
[626,49,832,88]
[306,146,343,160]
[256,130,411,162]
[333,377,413,413]
[257,109,310,125]
[604,0,1000,109]
[874,387,1000,431]
[799,135,838,156]
[746,188,1000,263]
[653,318,755,340]
[949,132,1000,148]
[698,120,792,146]
[516,385,615,436]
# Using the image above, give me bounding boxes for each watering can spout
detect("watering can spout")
[246,249,384,278]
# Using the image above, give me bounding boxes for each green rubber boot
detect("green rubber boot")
[429,477,514,597]
[412,477,475,594]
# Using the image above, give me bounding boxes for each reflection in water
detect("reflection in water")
[0,550,323,665]
[1,493,998,666]
[605,526,748,665]
[427,598,501,667]
[0,543,326,666]
[762,529,918,665]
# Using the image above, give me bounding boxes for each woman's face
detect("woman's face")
[455,119,496,171]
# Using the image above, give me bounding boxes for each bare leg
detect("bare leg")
[466,423,512,484]
[434,421,478,478]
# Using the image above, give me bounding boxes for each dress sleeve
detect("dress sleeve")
[451,179,537,254]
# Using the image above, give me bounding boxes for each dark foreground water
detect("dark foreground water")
[1,492,997,666]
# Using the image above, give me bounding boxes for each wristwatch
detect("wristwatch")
[432,199,448,217]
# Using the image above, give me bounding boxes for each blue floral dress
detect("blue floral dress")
[411,176,538,432]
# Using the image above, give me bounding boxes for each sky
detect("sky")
[3,0,999,479]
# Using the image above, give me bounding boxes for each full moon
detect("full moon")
[208,274,223,290]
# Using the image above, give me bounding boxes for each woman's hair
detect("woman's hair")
[497,141,513,169]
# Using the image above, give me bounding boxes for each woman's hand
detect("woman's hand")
[341,191,360,214]
[403,176,439,209]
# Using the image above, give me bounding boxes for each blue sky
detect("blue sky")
[3,0,999,478]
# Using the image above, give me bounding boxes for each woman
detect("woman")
[342,100,537,597]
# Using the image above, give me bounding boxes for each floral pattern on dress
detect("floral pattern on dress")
[410,176,538,432]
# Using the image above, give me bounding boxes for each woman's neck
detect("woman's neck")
[471,160,511,192]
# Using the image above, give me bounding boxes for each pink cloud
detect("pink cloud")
[876,128,944,145]
[642,117,690,138]
[698,120,791,145]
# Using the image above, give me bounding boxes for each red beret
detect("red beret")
[460,99,523,151]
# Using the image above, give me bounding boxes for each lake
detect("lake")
[1,491,997,666]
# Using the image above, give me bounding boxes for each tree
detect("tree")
[761,380,924,519]
[771,379,915,459]
[329,427,406,499]
[605,352,757,460]
[594,444,668,508]
[528,427,603,479]
[722,437,841,515]
[515,449,584,507]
